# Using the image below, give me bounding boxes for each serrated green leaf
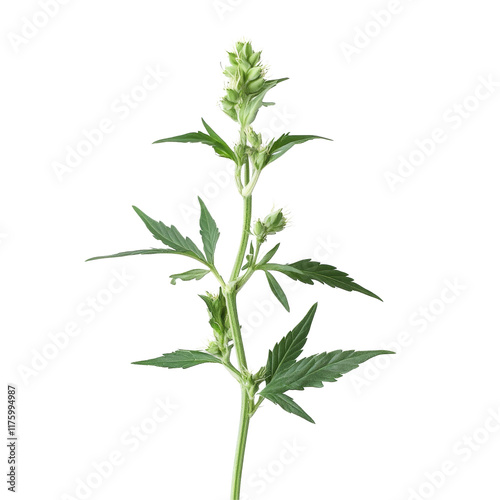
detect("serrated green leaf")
[86,248,178,262]
[262,350,393,396]
[153,121,237,162]
[265,271,290,312]
[258,263,305,275]
[132,206,206,262]
[132,349,222,369]
[265,304,318,384]
[198,197,220,264]
[265,259,382,301]
[267,133,332,165]
[257,243,280,266]
[170,269,210,285]
[261,392,315,423]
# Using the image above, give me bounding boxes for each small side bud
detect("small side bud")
[247,77,264,94]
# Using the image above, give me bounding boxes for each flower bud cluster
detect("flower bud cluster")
[253,209,287,243]
[202,289,233,360]
[222,41,265,123]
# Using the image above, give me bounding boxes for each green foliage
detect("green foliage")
[260,259,382,301]
[132,349,222,369]
[132,206,206,261]
[198,197,220,265]
[264,304,318,384]
[267,134,332,165]
[261,350,393,396]
[264,271,290,312]
[153,119,237,162]
[170,269,210,285]
[86,40,391,498]
[86,248,177,262]
[257,243,280,266]
[261,392,315,423]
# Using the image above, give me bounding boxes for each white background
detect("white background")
[2,1,500,499]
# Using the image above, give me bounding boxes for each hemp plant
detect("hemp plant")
[87,41,393,499]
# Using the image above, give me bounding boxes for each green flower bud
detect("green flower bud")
[247,128,261,148]
[224,65,237,78]
[246,67,261,82]
[247,77,264,94]
[252,150,268,171]
[235,41,245,54]
[207,342,222,357]
[239,60,251,74]
[253,220,264,237]
[244,42,253,59]
[226,89,239,102]
[263,209,287,235]
[228,52,237,65]
[248,51,261,66]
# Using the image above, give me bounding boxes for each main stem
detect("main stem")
[227,194,253,500]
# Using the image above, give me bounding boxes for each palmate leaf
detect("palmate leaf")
[264,271,290,312]
[261,350,393,396]
[132,206,206,262]
[267,133,332,165]
[198,197,220,265]
[260,259,382,301]
[86,248,178,262]
[265,304,318,384]
[153,119,237,162]
[261,392,315,424]
[170,269,210,285]
[132,349,222,369]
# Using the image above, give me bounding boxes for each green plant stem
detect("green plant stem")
[231,388,251,500]
[229,196,252,284]
[226,193,254,499]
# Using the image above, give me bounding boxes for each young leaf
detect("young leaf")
[267,133,332,165]
[261,392,315,424]
[240,78,288,126]
[201,119,237,162]
[198,197,220,264]
[261,350,393,396]
[132,349,222,369]
[170,269,210,285]
[257,243,280,266]
[241,242,255,271]
[153,120,237,162]
[264,271,290,312]
[132,206,206,261]
[265,304,318,384]
[86,248,178,262]
[263,259,382,301]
